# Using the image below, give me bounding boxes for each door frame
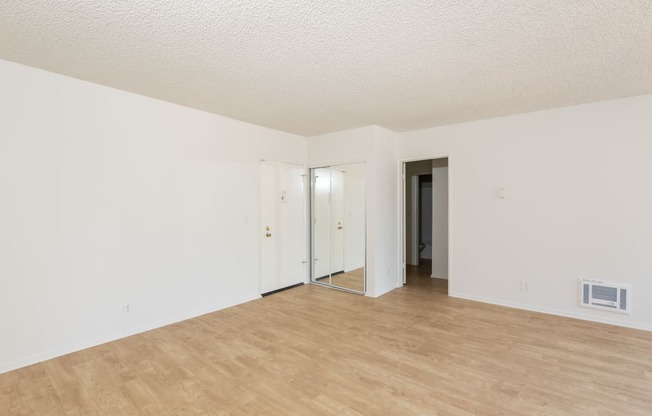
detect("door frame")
[397,155,451,289]
[258,160,309,296]
[410,175,420,266]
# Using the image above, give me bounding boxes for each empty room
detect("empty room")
[1,1,651,415]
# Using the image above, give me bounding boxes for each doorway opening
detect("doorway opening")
[401,158,449,292]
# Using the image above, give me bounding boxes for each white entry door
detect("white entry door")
[260,161,306,294]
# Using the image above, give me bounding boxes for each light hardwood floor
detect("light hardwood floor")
[2,267,652,415]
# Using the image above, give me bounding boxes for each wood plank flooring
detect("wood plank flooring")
[1,266,652,415]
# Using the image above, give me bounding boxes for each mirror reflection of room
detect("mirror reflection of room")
[311,163,365,293]
[312,167,332,282]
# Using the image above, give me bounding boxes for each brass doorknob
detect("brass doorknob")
[266,232,272,237]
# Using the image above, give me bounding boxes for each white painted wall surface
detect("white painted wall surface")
[369,126,399,297]
[307,126,374,168]
[431,166,448,279]
[0,59,306,373]
[4,54,650,377]
[398,94,652,330]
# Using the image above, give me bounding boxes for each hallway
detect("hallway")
[405,259,448,295]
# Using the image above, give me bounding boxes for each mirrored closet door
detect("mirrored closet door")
[310,163,366,293]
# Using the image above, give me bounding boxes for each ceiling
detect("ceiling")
[1,1,651,136]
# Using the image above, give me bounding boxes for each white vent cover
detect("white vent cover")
[579,279,631,314]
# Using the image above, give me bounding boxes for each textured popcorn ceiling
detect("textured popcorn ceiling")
[1,1,651,136]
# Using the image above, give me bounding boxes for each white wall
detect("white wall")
[4,56,650,376]
[308,126,375,168]
[369,126,399,297]
[431,166,448,279]
[398,94,652,330]
[0,59,306,374]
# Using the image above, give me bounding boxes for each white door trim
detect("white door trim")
[410,175,419,266]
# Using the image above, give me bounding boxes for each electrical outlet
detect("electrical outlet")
[520,281,530,293]
[123,302,133,314]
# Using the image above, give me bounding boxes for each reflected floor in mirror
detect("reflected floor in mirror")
[315,268,365,293]
[331,268,364,292]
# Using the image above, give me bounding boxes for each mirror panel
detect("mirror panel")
[311,168,331,285]
[330,169,344,276]
[331,163,365,292]
[310,163,365,293]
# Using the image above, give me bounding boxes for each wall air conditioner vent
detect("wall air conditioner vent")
[579,279,631,314]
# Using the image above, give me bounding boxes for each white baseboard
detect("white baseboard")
[449,292,652,332]
[431,275,448,279]
[0,294,261,375]
[366,283,401,298]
